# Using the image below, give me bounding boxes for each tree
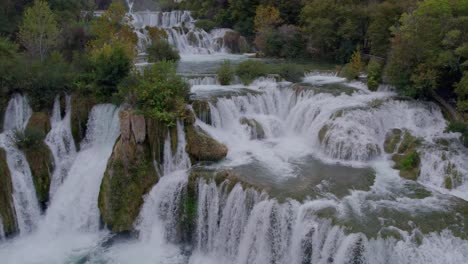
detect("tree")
[19,0,59,62]
[89,2,137,59]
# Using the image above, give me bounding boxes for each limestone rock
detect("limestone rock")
[186,125,228,162]
[71,95,96,149]
[24,112,54,207]
[240,117,265,140]
[99,112,158,233]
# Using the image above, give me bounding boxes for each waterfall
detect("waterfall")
[45,96,77,199]
[137,121,191,241]
[0,94,41,234]
[191,179,468,264]
[41,104,120,233]
[130,10,230,55]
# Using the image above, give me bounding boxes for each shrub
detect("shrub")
[130,61,190,125]
[342,49,363,80]
[14,128,46,151]
[447,122,468,147]
[236,60,268,85]
[367,58,383,91]
[90,44,132,100]
[217,60,234,85]
[195,19,217,32]
[147,39,180,63]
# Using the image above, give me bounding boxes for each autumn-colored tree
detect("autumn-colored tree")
[19,0,59,62]
[89,2,138,59]
[254,5,282,53]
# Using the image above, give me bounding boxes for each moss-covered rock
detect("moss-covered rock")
[99,111,159,233]
[71,94,96,150]
[444,162,462,190]
[0,149,17,236]
[240,117,265,139]
[186,125,228,162]
[385,129,421,180]
[23,112,54,208]
[192,100,211,125]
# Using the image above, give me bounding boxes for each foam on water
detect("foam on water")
[46,96,77,199]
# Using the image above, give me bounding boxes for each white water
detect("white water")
[0,94,41,234]
[46,96,77,199]
[42,104,120,233]
[191,179,468,264]
[130,9,232,55]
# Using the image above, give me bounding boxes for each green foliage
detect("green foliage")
[367,58,384,91]
[89,44,132,100]
[19,0,59,62]
[342,49,363,80]
[195,19,217,32]
[147,39,180,63]
[14,128,46,151]
[399,151,420,171]
[455,72,468,113]
[236,60,268,85]
[217,60,234,85]
[127,61,190,124]
[447,122,468,147]
[385,0,467,99]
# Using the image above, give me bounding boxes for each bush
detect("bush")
[447,122,468,147]
[147,39,180,63]
[90,44,132,100]
[217,60,234,85]
[195,19,217,32]
[14,128,46,151]
[128,61,190,125]
[367,58,384,91]
[341,49,363,80]
[236,60,268,85]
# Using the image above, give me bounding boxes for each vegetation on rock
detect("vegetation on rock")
[216,60,234,85]
[0,149,17,236]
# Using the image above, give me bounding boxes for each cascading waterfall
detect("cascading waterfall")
[129,8,231,54]
[41,104,120,233]
[45,96,77,199]
[191,179,468,264]
[0,94,41,234]
[137,121,191,240]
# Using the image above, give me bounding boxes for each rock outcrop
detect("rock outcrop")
[23,112,54,208]
[240,117,265,140]
[384,129,421,180]
[71,95,96,149]
[99,111,159,233]
[0,149,17,237]
[192,100,211,125]
[186,125,228,162]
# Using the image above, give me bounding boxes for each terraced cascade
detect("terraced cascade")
[0,75,467,263]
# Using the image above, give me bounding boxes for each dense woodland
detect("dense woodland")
[0,0,467,130]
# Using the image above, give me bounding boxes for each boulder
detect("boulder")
[99,111,158,233]
[384,129,421,180]
[0,149,17,236]
[186,125,228,162]
[240,117,265,139]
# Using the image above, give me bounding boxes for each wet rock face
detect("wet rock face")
[70,95,96,150]
[0,149,17,236]
[186,125,228,162]
[384,129,421,180]
[192,100,211,125]
[99,111,158,233]
[23,112,54,208]
[222,31,250,53]
[240,117,265,140]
